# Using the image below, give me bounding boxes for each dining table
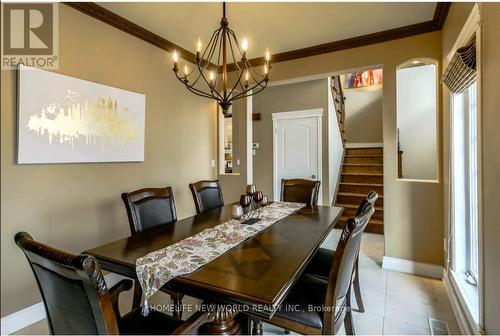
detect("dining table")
[83,204,343,335]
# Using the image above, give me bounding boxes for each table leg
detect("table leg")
[239,314,252,335]
[169,292,184,320]
[251,317,263,335]
[199,304,241,335]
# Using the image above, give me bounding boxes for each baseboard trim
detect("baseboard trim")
[1,273,127,334]
[1,302,46,335]
[442,271,474,335]
[346,142,383,148]
[382,256,443,279]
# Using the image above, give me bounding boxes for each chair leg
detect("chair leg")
[132,280,142,309]
[353,258,365,313]
[344,287,356,335]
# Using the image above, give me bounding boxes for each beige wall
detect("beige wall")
[252,79,329,201]
[479,4,500,334]
[0,5,217,316]
[264,32,444,265]
[344,87,383,143]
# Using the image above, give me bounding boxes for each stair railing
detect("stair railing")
[331,76,346,147]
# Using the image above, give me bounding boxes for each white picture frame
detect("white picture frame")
[17,65,145,164]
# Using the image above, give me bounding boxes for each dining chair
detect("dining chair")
[280,178,321,206]
[304,191,379,313]
[14,232,214,335]
[121,186,184,319]
[263,204,375,335]
[189,180,224,214]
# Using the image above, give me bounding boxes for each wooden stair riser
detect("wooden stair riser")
[343,164,383,174]
[345,148,383,155]
[339,206,384,220]
[341,174,383,184]
[337,194,384,207]
[339,183,383,195]
[343,155,383,164]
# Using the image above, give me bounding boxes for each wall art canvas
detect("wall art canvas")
[343,69,383,89]
[17,65,145,164]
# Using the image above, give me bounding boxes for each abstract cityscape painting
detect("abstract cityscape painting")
[17,65,145,164]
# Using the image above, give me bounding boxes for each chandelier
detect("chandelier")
[172,2,271,116]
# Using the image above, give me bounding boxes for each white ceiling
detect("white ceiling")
[99,2,437,59]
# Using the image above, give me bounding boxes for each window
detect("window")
[451,82,479,317]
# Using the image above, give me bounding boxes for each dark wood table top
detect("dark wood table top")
[84,205,343,318]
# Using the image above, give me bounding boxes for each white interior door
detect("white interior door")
[273,109,322,202]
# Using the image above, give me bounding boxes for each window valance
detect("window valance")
[442,35,476,93]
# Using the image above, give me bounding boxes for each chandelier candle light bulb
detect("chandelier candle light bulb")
[172,51,179,71]
[171,2,270,116]
[209,71,215,84]
[241,38,249,60]
[196,38,202,53]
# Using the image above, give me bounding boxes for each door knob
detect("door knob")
[311,175,316,179]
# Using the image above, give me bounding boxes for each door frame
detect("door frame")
[272,109,323,203]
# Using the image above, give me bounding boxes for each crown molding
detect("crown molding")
[234,2,451,70]
[65,2,451,68]
[64,2,197,64]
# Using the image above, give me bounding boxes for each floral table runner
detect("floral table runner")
[136,201,304,314]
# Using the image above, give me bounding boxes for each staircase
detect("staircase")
[335,146,384,234]
[330,76,384,234]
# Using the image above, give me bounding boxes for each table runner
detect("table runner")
[136,201,304,314]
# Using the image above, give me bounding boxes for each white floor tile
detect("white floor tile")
[383,317,431,335]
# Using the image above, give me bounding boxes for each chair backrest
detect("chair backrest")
[280,179,321,206]
[15,232,118,335]
[121,187,177,235]
[189,180,224,214]
[322,204,375,334]
[356,191,379,216]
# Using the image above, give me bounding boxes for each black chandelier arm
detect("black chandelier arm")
[187,68,204,87]
[215,30,224,80]
[231,79,268,103]
[230,77,268,101]
[246,58,268,80]
[241,79,269,98]
[227,65,246,99]
[226,32,241,72]
[186,84,221,101]
[227,28,245,57]
[203,34,221,77]
[227,29,269,94]
[174,73,217,100]
[201,27,222,64]
[195,61,224,100]
[184,79,220,100]
[174,70,220,100]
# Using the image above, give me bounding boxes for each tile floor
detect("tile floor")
[14,231,459,335]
